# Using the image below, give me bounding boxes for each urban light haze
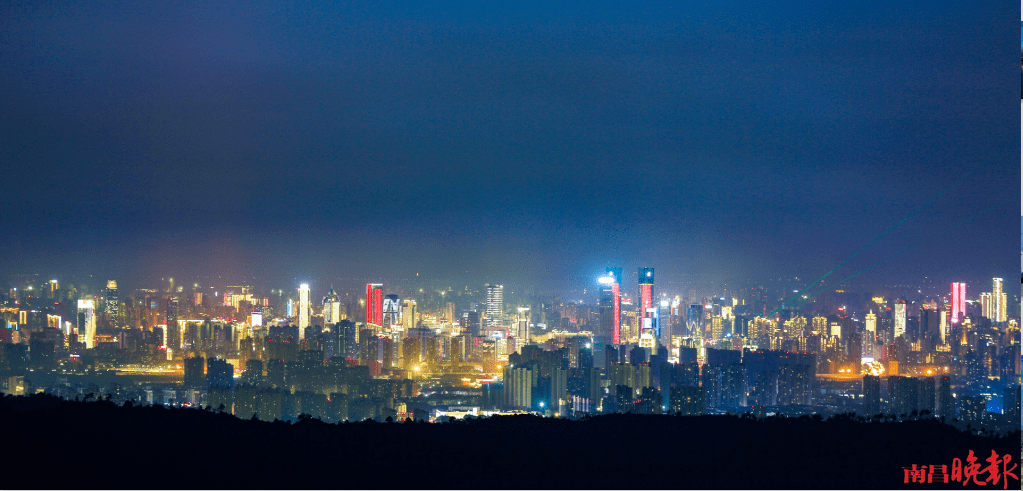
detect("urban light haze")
[0,1,1017,294]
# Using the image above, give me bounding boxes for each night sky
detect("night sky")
[0,1,1017,294]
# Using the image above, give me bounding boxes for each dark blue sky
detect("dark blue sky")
[0,1,1017,294]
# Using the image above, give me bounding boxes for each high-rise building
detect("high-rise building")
[365,284,383,325]
[166,297,179,353]
[893,299,906,339]
[980,292,993,320]
[77,299,96,349]
[485,284,504,327]
[323,289,342,325]
[382,294,401,327]
[938,376,955,421]
[184,356,205,387]
[991,278,1006,323]
[401,299,417,331]
[298,284,310,339]
[862,375,881,415]
[638,268,655,339]
[658,299,672,350]
[207,357,234,388]
[598,268,622,346]
[105,280,118,325]
[686,304,703,338]
[865,311,877,341]
[950,282,966,324]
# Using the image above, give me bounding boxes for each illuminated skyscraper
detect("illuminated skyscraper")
[485,284,504,327]
[77,299,96,349]
[599,268,622,345]
[686,304,703,338]
[893,299,906,339]
[638,268,655,339]
[382,294,401,327]
[323,289,342,325]
[401,299,417,331]
[950,282,966,324]
[105,280,118,325]
[365,284,383,325]
[991,278,1006,322]
[166,297,179,353]
[658,298,673,350]
[980,293,993,320]
[865,311,877,341]
[298,283,310,339]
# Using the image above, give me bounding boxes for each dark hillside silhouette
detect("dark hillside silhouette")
[1,393,1017,489]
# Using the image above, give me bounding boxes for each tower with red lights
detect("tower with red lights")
[366,283,383,325]
[950,282,966,324]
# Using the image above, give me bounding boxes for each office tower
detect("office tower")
[365,284,383,325]
[485,284,504,327]
[862,375,881,415]
[893,299,906,339]
[462,311,481,338]
[166,297,179,353]
[47,279,58,299]
[382,294,400,327]
[638,268,655,338]
[686,304,703,338]
[401,299,417,331]
[323,289,342,325]
[865,311,877,341]
[77,299,96,349]
[950,282,966,324]
[105,280,118,324]
[658,299,672,352]
[599,268,622,346]
[298,284,310,339]
[992,278,1006,322]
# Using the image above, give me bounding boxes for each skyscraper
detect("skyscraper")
[166,297,179,353]
[893,299,906,339]
[401,299,417,331]
[382,294,401,327]
[599,268,622,346]
[323,289,342,325]
[980,292,993,320]
[365,283,383,325]
[638,268,655,339]
[77,299,96,349]
[865,311,877,341]
[105,280,118,325]
[991,278,1006,323]
[950,282,966,324]
[686,304,704,339]
[298,283,310,339]
[485,284,504,328]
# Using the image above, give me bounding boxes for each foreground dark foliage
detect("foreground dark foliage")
[2,393,1017,489]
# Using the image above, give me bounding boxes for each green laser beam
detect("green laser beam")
[787,194,1019,310]
[766,170,976,318]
